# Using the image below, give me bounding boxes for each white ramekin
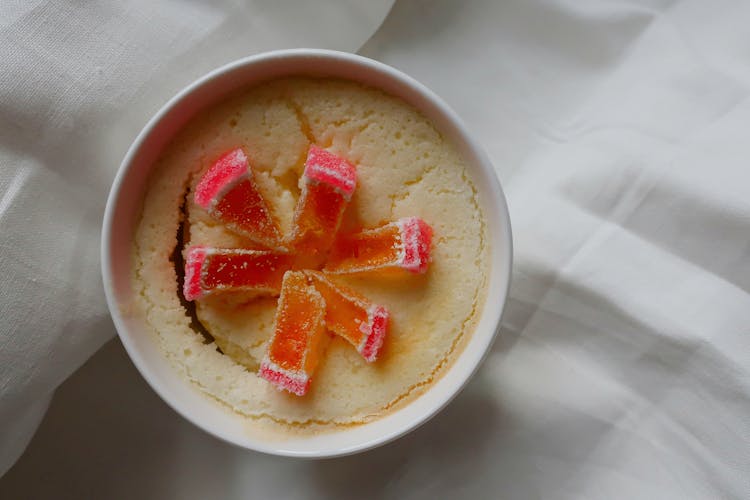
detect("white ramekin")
[101,49,512,458]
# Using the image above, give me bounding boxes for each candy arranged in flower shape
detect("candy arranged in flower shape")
[185,145,433,396]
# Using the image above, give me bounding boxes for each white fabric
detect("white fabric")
[362,0,750,496]
[0,0,394,477]
[2,0,750,497]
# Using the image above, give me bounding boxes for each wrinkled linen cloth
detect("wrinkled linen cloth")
[2,0,750,498]
[361,1,750,497]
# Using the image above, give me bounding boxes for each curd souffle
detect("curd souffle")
[132,77,489,433]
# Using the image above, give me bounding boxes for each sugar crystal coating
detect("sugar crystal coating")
[399,217,434,273]
[184,246,208,301]
[304,145,357,198]
[194,148,247,209]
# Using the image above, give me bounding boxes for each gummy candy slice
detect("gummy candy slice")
[289,145,357,264]
[324,217,433,275]
[259,271,328,396]
[183,246,294,301]
[194,148,281,248]
[305,271,388,362]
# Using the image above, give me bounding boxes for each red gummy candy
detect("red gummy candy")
[183,246,294,301]
[194,148,281,248]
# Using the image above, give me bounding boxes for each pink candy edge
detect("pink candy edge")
[184,246,208,301]
[399,217,433,274]
[303,145,357,197]
[360,305,389,362]
[258,360,311,396]
[194,148,248,209]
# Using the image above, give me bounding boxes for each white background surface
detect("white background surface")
[2,0,750,498]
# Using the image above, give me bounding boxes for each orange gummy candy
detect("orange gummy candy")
[289,145,357,265]
[324,217,433,275]
[259,271,329,396]
[305,271,388,362]
[194,148,282,249]
[183,246,294,301]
